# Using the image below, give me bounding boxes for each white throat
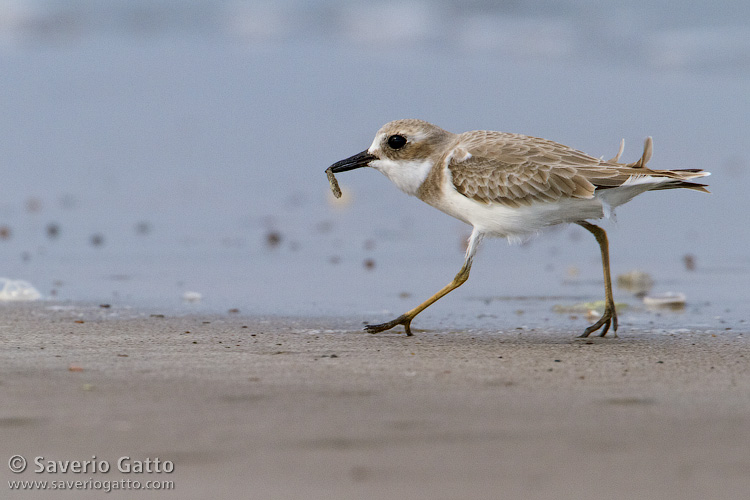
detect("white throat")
[369,157,433,196]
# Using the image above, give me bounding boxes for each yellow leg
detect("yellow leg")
[364,260,473,336]
[576,221,618,338]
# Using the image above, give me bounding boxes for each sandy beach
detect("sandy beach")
[1,303,748,499]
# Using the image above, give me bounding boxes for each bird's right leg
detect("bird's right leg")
[365,229,484,336]
[364,259,473,336]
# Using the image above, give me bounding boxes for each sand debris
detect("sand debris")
[643,292,686,310]
[617,270,654,295]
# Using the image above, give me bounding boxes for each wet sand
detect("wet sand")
[1,303,749,499]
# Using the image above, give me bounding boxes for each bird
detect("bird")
[327,119,709,337]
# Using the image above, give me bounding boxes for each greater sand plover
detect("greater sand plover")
[327,119,709,337]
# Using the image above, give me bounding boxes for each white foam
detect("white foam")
[182,291,203,303]
[0,278,41,301]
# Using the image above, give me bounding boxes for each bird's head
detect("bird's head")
[328,119,454,195]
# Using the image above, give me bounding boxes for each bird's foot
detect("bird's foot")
[364,315,413,336]
[579,304,618,338]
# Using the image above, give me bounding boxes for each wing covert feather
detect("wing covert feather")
[448,132,597,207]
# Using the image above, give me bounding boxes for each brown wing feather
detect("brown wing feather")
[449,132,709,206]
[449,132,597,208]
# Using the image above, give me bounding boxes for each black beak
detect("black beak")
[328,150,377,173]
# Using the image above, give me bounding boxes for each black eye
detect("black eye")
[387,134,407,149]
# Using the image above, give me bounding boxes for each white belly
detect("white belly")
[429,185,607,239]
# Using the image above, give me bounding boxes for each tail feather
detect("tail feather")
[650,181,710,193]
[646,168,710,193]
[608,139,625,162]
[590,137,711,197]
[628,137,653,168]
[670,168,705,173]
[623,138,710,192]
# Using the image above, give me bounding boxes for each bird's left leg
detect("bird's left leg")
[576,221,618,337]
[365,230,484,336]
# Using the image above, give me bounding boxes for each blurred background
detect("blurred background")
[0,0,747,331]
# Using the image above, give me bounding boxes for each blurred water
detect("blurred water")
[0,0,747,332]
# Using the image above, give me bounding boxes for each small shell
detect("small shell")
[326,167,342,199]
